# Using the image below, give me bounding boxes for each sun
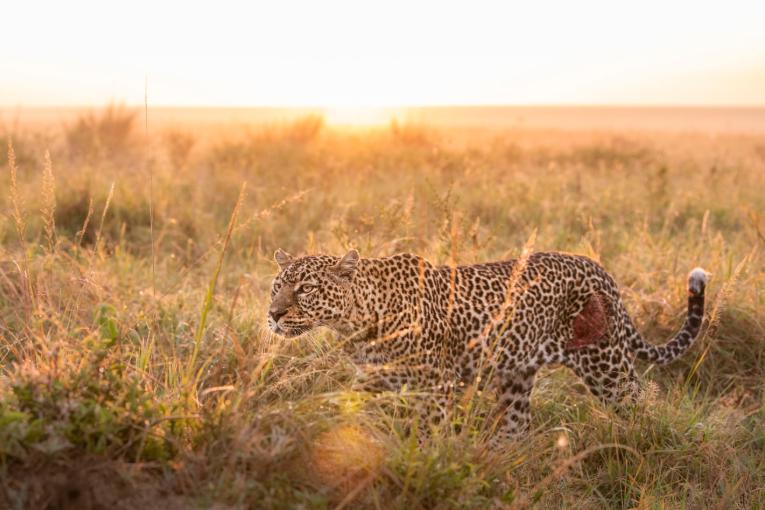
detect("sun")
[322,107,403,127]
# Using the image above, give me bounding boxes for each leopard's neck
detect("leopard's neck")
[331,255,450,342]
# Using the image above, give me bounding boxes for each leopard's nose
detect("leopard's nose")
[269,308,287,323]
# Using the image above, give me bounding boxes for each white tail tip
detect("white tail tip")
[688,267,708,295]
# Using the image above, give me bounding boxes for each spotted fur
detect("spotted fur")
[268,249,707,440]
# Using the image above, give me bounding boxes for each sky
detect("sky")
[1,0,764,107]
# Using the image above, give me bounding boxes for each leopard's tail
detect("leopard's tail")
[628,268,708,364]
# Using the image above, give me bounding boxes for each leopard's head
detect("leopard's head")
[268,249,359,337]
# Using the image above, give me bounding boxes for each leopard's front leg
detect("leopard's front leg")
[487,368,537,449]
[353,363,453,442]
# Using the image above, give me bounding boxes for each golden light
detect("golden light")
[309,424,384,492]
[323,107,402,126]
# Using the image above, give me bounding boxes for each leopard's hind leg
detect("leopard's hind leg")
[564,291,642,405]
[564,344,642,405]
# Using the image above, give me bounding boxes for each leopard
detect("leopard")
[268,248,707,442]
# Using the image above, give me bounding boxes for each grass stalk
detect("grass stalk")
[7,140,37,313]
[183,182,247,387]
[146,76,156,297]
[40,150,57,252]
[75,196,94,252]
[94,182,115,255]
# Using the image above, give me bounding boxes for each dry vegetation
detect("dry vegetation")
[1,106,764,509]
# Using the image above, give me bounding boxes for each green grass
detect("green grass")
[0,110,764,508]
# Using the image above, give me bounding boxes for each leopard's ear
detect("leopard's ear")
[274,249,294,270]
[332,249,359,281]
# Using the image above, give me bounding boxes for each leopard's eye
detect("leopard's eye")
[297,284,316,294]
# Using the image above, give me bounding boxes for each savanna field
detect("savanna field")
[1,107,764,509]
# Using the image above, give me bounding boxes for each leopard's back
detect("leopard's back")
[429,252,624,380]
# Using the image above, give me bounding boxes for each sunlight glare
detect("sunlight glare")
[323,107,401,126]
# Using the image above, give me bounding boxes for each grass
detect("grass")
[1,107,764,508]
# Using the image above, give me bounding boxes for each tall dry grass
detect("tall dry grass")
[0,108,764,508]
[40,150,57,253]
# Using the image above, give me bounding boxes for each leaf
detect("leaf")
[30,434,73,455]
